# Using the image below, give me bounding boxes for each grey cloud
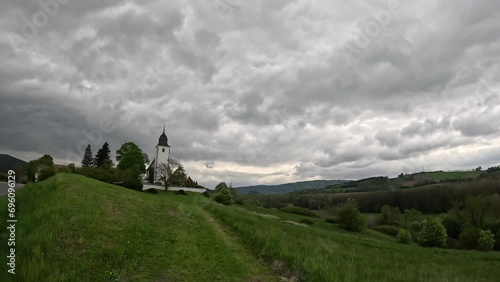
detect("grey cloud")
[1,0,500,186]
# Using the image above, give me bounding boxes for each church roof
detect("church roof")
[158,127,170,147]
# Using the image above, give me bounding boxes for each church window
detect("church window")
[162,148,165,152]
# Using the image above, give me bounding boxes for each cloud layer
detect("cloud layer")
[1,0,499,187]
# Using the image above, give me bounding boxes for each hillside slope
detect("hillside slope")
[0,174,277,282]
[236,179,347,194]
[0,154,27,174]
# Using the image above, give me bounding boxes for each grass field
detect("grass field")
[1,174,499,282]
[0,174,276,282]
[208,204,500,282]
[416,171,482,181]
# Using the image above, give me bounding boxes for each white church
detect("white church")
[143,127,206,193]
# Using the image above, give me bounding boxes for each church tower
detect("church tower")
[154,125,171,184]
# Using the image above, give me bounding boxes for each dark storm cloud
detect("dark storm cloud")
[1,0,500,186]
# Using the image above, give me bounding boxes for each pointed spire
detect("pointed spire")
[163,124,165,133]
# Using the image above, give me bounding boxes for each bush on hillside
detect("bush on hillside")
[372,225,400,237]
[419,218,447,247]
[76,167,118,184]
[409,221,422,232]
[495,231,500,251]
[120,167,143,191]
[146,188,158,194]
[478,229,495,251]
[202,190,210,198]
[280,206,317,218]
[38,166,56,181]
[300,218,315,225]
[335,198,365,232]
[377,205,401,226]
[325,217,336,224]
[175,190,187,195]
[459,225,481,249]
[214,188,233,205]
[235,198,244,206]
[397,229,412,244]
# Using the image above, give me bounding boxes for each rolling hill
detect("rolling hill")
[0,154,27,174]
[1,174,499,281]
[236,179,347,194]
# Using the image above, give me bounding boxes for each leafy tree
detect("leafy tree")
[67,163,76,173]
[116,142,147,173]
[214,187,233,205]
[120,166,143,191]
[478,229,495,251]
[459,225,481,249]
[441,215,462,238]
[402,209,423,229]
[94,142,112,168]
[215,182,228,191]
[81,144,94,167]
[27,154,55,182]
[335,198,365,232]
[419,218,447,247]
[377,205,401,226]
[171,164,187,186]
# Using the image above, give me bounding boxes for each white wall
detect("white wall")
[142,185,206,194]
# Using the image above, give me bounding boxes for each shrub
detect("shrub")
[377,205,401,226]
[300,218,315,225]
[235,198,245,206]
[409,221,422,232]
[442,215,462,238]
[175,190,187,195]
[280,206,318,218]
[372,225,400,237]
[419,218,447,247]
[335,199,365,232]
[397,229,411,244]
[38,166,56,181]
[77,167,117,184]
[478,229,495,251]
[146,188,158,194]
[214,188,233,205]
[459,225,481,249]
[325,217,336,224]
[202,190,210,198]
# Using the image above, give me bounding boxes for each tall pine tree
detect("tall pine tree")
[81,144,94,167]
[94,142,112,168]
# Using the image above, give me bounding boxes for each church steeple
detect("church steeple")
[158,124,170,147]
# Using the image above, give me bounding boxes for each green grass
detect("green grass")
[207,204,500,282]
[0,174,276,282]
[417,171,482,181]
[2,173,500,282]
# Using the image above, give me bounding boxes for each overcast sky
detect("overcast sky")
[1,0,499,187]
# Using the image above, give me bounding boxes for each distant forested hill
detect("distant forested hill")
[0,154,28,173]
[236,179,347,195]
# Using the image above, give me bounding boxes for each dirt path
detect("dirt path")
[201,210,283,282]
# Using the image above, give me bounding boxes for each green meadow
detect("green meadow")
[1,174,499,281]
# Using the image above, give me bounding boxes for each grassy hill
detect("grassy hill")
[1,174,499,281]
[236,180,347,195]
[0,174,276,282]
